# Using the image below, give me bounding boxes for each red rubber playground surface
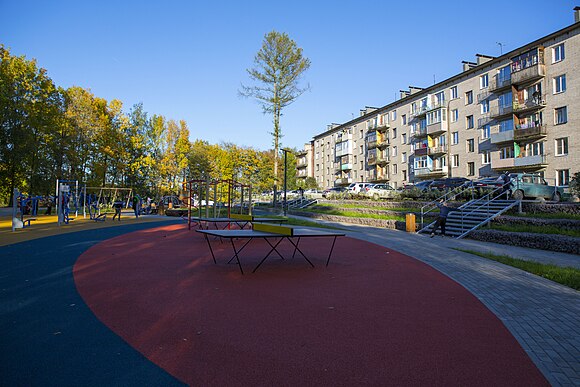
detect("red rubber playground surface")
[74,223,547,386]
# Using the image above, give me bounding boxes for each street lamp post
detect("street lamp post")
[281,148,290,216]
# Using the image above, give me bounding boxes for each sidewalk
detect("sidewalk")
[289,215,580,386]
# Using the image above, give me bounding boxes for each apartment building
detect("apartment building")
[297,8,579,190]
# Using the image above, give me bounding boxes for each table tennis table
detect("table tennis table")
[189,216,287,230]
[196,226,345,274]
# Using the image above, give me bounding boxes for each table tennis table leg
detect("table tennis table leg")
[285,237,314,268]
[227,238,253,264]
[202,233,217,264]
[252,237,285,273]
[325,236,338,267]
[291,237,301,258]
[229,239,244,275]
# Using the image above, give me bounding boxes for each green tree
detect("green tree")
[0,45,64,203]
[240,30,310,193]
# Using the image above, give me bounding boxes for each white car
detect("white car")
[348,182,373,194]
[364,183,396,200]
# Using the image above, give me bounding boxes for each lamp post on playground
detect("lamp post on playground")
[281,148,291,216]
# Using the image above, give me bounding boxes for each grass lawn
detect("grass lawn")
[306,207,405,221]
[510,212,580,221]
[455,248,580,291]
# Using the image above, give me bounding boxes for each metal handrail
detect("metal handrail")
[419,185,473,230]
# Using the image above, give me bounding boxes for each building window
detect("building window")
[499,118,514,132]
[392,128,397,138]
[555,137,568,155]
[467,138,475,153]
[316,164,320,171]
[402,133,407,144]
[553,75,566,94]
[451,86,458,99]
[556,169,570,185]
[391,110,397,121]
[465,90,473,104]
[402,114,407,125]
[360,161,363,170]
[481,100,489,114]
[451,109,458,122]
[555,107,568,125]
[452,154,459,168]
[360,129,363,139]
[467,162,475,176]
[480,74,489,89]
[499,146,514,159]
[402,152,407,163]
[392,146,398,157]
[452,131,459,145]
[393,163,398,175]
[360,145,363,154]
[466,115,474,129]
[552,43,565,63]
[482,124,490,139]
[482,150,490,164]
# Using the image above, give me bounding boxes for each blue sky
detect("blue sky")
[1,0,575,151]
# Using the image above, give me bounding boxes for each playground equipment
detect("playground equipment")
[186,179,252,230]
[84,186,133,220]
[86,193,106,222]
[55,179,85,226]
[11,188,39,231]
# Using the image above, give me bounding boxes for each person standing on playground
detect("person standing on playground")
[132,194,140,218]
[430,199,457,238]
[112,200,123,221]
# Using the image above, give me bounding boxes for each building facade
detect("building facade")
[297,9,579,190]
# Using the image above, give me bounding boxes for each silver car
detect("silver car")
[364,183,396,200]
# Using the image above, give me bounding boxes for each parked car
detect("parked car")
[364,183,396,200]
[429,177,470,190]
[322,187,348,198]
[412,180,434,192]
[348,182,373,194]
[462,177,503,191]
[509,173,565,201]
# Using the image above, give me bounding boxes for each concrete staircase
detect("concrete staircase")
[418,184,519,239]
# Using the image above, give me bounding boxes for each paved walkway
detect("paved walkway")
[289,215,580,386]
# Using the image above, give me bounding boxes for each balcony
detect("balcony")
[335,177,353,186]
[409,106,428,120]
[514,123,547,140]
[367,139,377,149]
[414,167,446,178]
[414,147,428,157]
[514,154,547,168]
[377,137,390,148]
[370,174,389,182]
[376,123,390,132]
[335,146,352,157]
[296,171,308,178]
[478,115,491,128]
[411,128,428,139]
[296,159,307,168]
[426,100,446,112]
[429,145,447,156]
[295,149,308,157]
[489,74,511,92]
[490,130,514,144]
[513,96,546,115]
[477,90,490,103]
[368,156,377,166]
[511,64,545,85]
[426,121,446,136]
[489,104,514,120]
[491,157,515,170]
[376,155,390,165]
